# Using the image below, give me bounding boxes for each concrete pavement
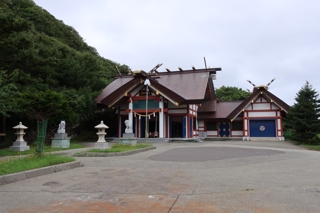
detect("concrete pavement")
[1,140,320,213]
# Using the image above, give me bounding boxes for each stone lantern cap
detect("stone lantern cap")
[95,121,109,129]
[13,122,28,129]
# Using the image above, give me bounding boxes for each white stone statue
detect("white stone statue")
[57,121,66,134]
[124,120,133,133]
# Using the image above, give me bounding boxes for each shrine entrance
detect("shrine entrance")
[171,117,183,138]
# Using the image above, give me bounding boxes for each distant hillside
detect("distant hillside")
[0,0,128,91]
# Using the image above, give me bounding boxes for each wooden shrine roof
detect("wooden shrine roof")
[197,100,242,120]
[96,67,221,107]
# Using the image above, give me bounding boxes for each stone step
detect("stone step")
[248,137,280,141]
[204,137,242,141]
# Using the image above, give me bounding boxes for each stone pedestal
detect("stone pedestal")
[94,131,108,148]
[10,141,30,151]
[123,133,135,138]
[121,133,137,145]
[51,133,70,148]
[120,138,137,145]
[94,142,109,149]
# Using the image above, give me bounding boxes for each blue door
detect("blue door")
[182,116,186,138]
[140,118,145,138]
[250,120,276,137]
[219,122,230,137]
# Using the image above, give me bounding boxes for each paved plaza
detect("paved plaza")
[1,140,320,213]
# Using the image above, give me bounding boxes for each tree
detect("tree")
[285,81,320,145]
[17,89,76,122]
[0,70,18,116]
[215,86,251,101]
[16,89,78,154]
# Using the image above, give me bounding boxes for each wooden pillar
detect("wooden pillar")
[159,98,164,138]
[128,98,133,130]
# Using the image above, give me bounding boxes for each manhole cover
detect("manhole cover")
[43,181,62,187]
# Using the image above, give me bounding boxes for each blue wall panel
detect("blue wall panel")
[250,120,276,137]
[133,100,158,109]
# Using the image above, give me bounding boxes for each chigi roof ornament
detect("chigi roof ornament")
[247,78,276,90]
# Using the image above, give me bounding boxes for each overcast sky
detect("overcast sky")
[33,0,320,106]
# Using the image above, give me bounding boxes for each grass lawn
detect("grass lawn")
[0,154,75,176]
[88,143,151,153]
[0,143,86,156]
[301,144,320,151]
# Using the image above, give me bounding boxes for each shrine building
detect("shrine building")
[96,65,290,140]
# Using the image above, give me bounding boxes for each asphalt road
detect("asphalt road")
[1,140,320,213]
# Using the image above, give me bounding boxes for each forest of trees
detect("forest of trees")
[0,0,128,142]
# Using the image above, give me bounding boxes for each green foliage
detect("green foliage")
[301,144,320,151]
[0,154,75,176]
[16,89,77,121]
[285,81,320,145]
[215,86,251,101]
[0,70,18,116]
[284,130,293,141]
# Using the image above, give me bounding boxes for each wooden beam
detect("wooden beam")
[247,80,256,87]
[165,68,171,72]
[131,95,161,102]
[192,66,196,70]
[149,63,163,74]
[178,67,183,71]
[132,108,167,113]
[115,66,122,76]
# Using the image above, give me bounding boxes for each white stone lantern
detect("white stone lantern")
[10,122,30,151]
[94,121,109,148]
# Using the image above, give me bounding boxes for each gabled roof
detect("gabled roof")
[96,67,221,107]
[95,77,133,103]
[197,100,217,113]
[197,100,242,120]
[197,86,290,121]
[157,72,210,100]
[227,87,290,121]
[96,77,141,107]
